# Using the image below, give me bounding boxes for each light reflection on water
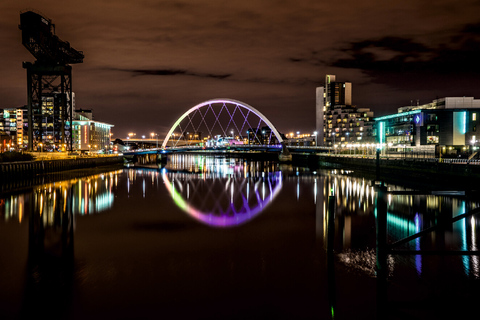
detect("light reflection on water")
[162,155,283,227]
[1,155,480,318]
[1,170,121,222]
[1,160,480,269]
[1,159,480,280]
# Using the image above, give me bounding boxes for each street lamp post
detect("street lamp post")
[151,132,158,148]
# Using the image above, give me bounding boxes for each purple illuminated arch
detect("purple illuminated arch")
[162,171,283,228]
[161,98,284,149]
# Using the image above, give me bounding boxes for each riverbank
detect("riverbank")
[292,152,480,191]
[3,151,479,193]
[0,155,124,193]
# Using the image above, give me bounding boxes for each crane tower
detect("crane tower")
[19,10,84,151]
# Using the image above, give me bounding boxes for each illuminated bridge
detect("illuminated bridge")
[123,98,331,161]
[160,98,284,148]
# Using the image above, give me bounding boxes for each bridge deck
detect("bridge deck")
[123,145,332,156]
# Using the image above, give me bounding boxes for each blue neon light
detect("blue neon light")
[374,109,421,121]
[379,122,385,144]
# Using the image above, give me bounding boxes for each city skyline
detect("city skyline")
[1,0,480,138]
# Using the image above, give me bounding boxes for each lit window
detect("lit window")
[473,113,477,121]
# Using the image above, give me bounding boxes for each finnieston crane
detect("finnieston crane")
[19,10,84,151]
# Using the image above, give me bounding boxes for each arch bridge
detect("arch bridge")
[161,98,284,149]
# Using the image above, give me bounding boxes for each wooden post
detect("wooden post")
[375,185,388,318]
[327,195,335,253]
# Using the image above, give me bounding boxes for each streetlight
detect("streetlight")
[151,132,158,148]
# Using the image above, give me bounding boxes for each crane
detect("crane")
[19,10,84,151]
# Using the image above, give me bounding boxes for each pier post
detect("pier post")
[327,193,336,319]
[376,148,380,183]
[375,185,388,318]
[327,195,335,253]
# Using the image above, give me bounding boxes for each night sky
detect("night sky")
[1,0,480,138]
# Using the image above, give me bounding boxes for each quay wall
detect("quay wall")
[292,153,480,189]
[0,156,124,180]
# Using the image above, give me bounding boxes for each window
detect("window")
[473,113,477,121]
[427,136,439,144]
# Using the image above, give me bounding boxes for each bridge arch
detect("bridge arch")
[161,98,284,149]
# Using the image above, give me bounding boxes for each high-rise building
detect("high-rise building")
[0,108,23,151]
[316,75,374,147]
[16,107,28,149]
[31,92,74,150]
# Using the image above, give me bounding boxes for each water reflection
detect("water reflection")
[1,159,480,290]
[0,170,122,317]
[162,154,283,227]
[1,170,121,222]
[299,169,480,284]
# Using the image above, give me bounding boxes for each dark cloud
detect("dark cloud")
[348,37,430,55]
[462,22,480,34]
[332,23,480,93]
[125,68,231,79]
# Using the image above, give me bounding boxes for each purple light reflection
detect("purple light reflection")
[163,171,282,227]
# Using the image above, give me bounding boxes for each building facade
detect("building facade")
[72,110,114,152]
[375,97,480,156]
[316,75,375,147]
[1,104,113,152]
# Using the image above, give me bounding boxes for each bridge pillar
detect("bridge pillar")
[278,142,292,162]
[135,153,161,165]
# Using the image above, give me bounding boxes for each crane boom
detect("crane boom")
[19,11,84,64]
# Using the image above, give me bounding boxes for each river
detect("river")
[1,154,480,319]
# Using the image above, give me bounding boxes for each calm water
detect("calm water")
[1,154,480,319]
